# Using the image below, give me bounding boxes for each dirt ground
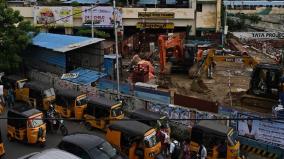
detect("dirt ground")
[122,58,271,114]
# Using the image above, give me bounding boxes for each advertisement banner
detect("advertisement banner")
[82,7,122,28]
[34,7,73,27]
[73,7,82,18]
[237,113,284,149]
[233,32,284,39]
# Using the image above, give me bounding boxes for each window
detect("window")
[28,115,43,128]
[197,3,202,12]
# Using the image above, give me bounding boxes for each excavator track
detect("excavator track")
[240,94,277,112]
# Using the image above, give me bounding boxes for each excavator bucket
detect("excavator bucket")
[190,78,210,93]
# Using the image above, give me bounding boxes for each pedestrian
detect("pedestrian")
[7,85,15,108]
[197,143,207,159]
[170,140,181,159]
[183,139,191,159]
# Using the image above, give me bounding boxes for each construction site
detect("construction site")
[122,31,284,115]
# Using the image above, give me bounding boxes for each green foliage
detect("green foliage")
[76,28,110,38]
[0,0,36,73]
[227,13,262,31]
[70,1,80,6]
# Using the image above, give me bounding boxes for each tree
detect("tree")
[0,0,36,73]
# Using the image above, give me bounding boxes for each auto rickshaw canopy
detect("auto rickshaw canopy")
[129,108,166,120]
[192,120,232,139]
[24,81,53,92]
[2,75,27,83]
[87,96,120,110]
[108,120,153,137]
[9,104,42,118]
[56,89,85,100]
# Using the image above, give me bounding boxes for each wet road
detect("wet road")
[0,108,104,159]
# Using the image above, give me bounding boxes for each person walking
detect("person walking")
[183,139,191,159]
[7,85,15,108]
[197,143,207,159]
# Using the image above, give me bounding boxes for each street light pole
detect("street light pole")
[91,4,94,38]
[113,0,120,99]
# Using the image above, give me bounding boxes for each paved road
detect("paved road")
[0,108,104,159]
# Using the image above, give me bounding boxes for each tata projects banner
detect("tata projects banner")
[82,7,122,28]
[238,113,284,149]
[34,7,73,27]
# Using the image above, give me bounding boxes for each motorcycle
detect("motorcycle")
[45,105,68,136]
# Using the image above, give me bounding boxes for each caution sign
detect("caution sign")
[136,22,174,29]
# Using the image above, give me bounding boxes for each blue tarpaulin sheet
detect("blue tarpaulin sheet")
[63,67,107,85]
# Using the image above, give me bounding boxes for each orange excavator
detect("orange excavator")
[158,34,197,74]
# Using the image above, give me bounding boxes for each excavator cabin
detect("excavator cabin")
[158,34,197,74]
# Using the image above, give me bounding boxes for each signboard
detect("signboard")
[138,12,175,19]
[233,32,284,39]
[73,7,82,18]
[34,7,73,27]
[237,113,284,149]
[136,22,174,29]
[82,7,122,28]
[61,73,79,79]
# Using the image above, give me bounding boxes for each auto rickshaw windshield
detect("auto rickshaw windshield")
[76,97,87,106]
[43,88,55,97]
[144,131,158,148]
[111,106,123,117]
[29,115,44,128]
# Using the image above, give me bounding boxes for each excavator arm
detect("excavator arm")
[158,35,184,74]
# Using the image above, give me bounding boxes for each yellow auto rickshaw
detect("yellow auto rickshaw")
[84,96,124,130]
[55,89,87,120]
[189,120,240,159]
[23,81,56,111]
[106,120,162,159]
[0,129,5,157]
[1,75,28,101]
[7,104,46,146]
[128,108,170,133]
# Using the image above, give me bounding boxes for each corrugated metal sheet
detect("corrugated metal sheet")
[32,33,104,53]
[63,0,110,4]
[63,67,107,85]
[33,51,66,68]
[174,93,218,113]
[97,79,132,95]
[134,90,170,104]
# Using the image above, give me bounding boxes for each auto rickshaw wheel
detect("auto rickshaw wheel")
[60,125,68,136]
[85,122,93,131]
[39,141,46,148]
[7,134,13,142]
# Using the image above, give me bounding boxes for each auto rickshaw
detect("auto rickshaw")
[1,75,28,101]
[0,129,5,157]
[106,120,162,159]
[23,81,56,111]
[7,104,46,146]
[84,96,124,130]
[55,89,87,120]
[128,108,170,133]
[189,120,240,159]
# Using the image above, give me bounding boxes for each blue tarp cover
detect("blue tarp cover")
[63,67,107,85]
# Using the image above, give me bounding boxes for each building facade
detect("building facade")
[10,0,222,36]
